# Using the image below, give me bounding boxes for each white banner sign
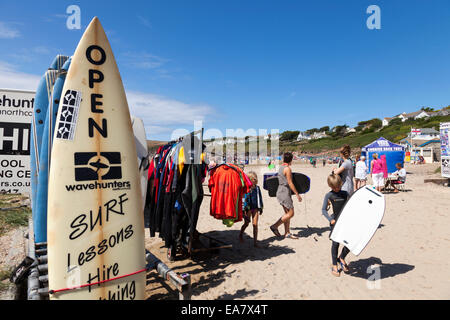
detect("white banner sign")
[440,122,450,179]
[0,88,35,194]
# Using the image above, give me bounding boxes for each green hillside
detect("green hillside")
[205,112,449,156]
[280,114,450,154]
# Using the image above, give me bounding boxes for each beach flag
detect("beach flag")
[411,128,421,136]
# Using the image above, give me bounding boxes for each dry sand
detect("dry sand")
[145,162,450,300]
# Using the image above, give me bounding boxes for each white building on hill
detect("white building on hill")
[297,132,311,141]
[382,109,439,127]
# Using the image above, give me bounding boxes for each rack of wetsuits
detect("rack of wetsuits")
[145,131,207,261]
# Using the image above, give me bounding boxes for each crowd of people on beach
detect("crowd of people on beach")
[238,144,406,277]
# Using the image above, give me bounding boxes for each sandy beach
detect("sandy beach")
[145,162,450,300]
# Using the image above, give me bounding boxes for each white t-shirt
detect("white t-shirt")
[355,161,368,180]
[394,168,406,182]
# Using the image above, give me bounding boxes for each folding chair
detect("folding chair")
[397,181,406,192]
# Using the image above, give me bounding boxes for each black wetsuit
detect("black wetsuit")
[321,190,350,266]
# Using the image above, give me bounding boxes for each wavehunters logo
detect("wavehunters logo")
[74,152,121,181]
[65,152,130,192]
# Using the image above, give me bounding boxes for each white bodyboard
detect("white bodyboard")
[330,186,385,256]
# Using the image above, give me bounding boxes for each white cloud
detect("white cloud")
[6,47,59,67]
[137,15,152,28]
[0,61,40,90]
[53,14,68,19]
[33,46,51,55]
[0,22,20,39]
[126,91,215,137]
[121,52,169,70]
[0,61,216,139]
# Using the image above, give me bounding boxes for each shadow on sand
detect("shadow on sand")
[146,229,296,300]
[347,256,415,280]
[291,226,330,239]
[291,224,385,239]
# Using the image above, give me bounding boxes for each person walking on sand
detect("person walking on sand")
[354,155,368,190]
[332,145,354,196]
[270,152,302,239]
[239,171,264,247]
[321,174,351,277]
[370,153,384,192]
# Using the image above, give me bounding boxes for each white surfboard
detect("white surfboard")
[47,17,146,300]
[131,116,149,209]
[330,186,385,256]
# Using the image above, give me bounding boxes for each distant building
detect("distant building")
[382,117,393,127]
[382,110,432,126]
[435,109,450,117]
[403,110,430,121]
[400,127,441,163]
[409,127,440,140]
[296,132,311,141]
[311,131,328,139]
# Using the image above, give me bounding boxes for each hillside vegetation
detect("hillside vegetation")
[280,114,450,154]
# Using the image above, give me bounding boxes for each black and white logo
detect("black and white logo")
[442,158,450,176]
[0,122,30,155]
[56,90,81,141]
[74,152,122,182]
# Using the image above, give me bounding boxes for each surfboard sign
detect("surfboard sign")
[330,186,385,256]
[47,17,146,300]
[0,88,35,195]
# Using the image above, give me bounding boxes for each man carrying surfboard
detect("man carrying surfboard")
[270,152,302,239]
[321,174,351,277]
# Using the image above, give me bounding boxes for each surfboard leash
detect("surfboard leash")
[48,268,147,295]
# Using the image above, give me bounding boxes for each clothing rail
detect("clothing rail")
[146,250,192,300]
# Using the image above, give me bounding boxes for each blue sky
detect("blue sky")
[1,0,450,140]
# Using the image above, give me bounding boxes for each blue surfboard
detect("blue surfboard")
[30,55,68,241]
[49,55,69,71]
[30,70,58,214]
[34,58,71,243]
